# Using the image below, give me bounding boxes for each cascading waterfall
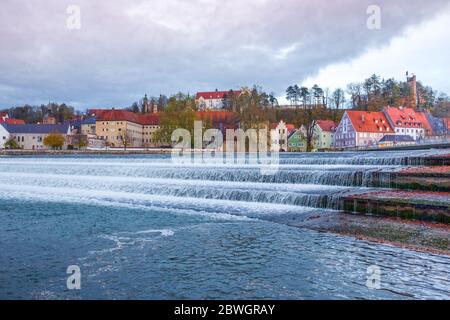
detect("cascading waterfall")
[0,149,445,214]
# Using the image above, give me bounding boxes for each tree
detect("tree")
[300,87,310,109]
[71,134,88,149]
[268,92,278,108]
[433,93,450,117]
[120,129,133,151]
[4,138,20,149]
[347,83,363,109]
[129,102,140,113]
[416,82,436,110]
[158,95,168,112]
[332,88,346,109]
[43,132,65,150]
[286,86,295,106]
[299,107,326,152]
[292,85,301,108]
[311,84,324,107]
[155,107,198,147]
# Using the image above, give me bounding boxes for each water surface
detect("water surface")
[0,151,449,299]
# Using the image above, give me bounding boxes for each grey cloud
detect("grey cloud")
[0,0,449,109]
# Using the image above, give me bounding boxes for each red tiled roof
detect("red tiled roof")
[0,112,25,124]
[346,110,393,133]
[5,119,26,125]
[286,124,296,132]
[139,114,160,125]
[196,90,242,100]
[97,109,141,123]
[196,111,239,129]
[383,106,432,132]
[88,109,108,117]
[270,122,295,131]
[316,120,336,132]
[197,111,238,121]
[96,109,160,125]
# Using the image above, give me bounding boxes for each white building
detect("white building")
[270,121,295,152]
[1,123,71,150]
[0,123,10,149]
[195,90,242,110]
[383,106,431,141]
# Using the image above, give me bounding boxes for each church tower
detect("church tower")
[143,94,150,113]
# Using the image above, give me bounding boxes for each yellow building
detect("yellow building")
[95,109,160,148]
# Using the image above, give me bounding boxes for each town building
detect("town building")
[270,121,295,152]
[288,129,307,152]
[0,123,10,149]
[313,120,336,150]
[383,106,431,141]
[195,90,242,111]
[0,123,71,150]
[334,110,394,149]
[95,110,144,148]
[80,117,97,135]
[141,114,161,147]
[42,114,57,125]
[95,109,162,148]
[423,111,449,137]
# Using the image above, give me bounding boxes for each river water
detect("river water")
[0,150,449,299]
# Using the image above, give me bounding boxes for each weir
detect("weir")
[0,149,448,223]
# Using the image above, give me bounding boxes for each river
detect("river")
[0,150,449,299]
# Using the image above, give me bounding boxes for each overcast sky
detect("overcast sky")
[1,0,449,109]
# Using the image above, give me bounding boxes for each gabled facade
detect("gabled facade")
[288,129,307,152]
[270,121,295,152]
[334,111,394,148]
[313,120,336,150]
[383,106,431,140]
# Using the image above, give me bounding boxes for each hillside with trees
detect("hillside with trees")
[0,103,76,123]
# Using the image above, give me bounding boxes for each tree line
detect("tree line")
[1,103,76,123]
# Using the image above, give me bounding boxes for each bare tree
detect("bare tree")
[332,88,346,109]
[121,129,134,151]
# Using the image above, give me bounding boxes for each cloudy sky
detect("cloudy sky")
[1,0,449,109]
